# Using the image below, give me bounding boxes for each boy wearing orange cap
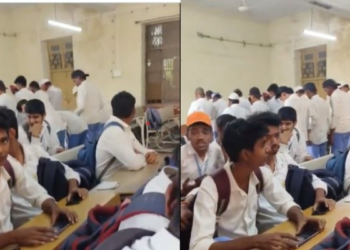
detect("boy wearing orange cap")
[181,112,225,196]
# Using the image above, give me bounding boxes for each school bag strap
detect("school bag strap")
[211,169,230,215]
[3,160,16,189]
[254,167,264,194]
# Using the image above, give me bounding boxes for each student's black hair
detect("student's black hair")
[216,114,236,130]
[323,79,337,89]
[233,89,243,97]
[222,119,268,162]
[205,90,213,99]
[275,86,293,99]
[278,106,297,122]
[25,99,46,115]
[213,93,221,99]
[303,82,317,93]
[0,107,18,139]
[14,75,27,87]
[29,81,40,91]
[247,111,281,127]
[267,83,279,94]
[111,91,136,118]
[16,99,27,113]
[296,89,305,95]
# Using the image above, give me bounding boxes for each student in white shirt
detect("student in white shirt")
[339,82,349,93]
[187,87,216,121]
[28,81,40,94]
[39,79,63,111]
[323,79,350,153]
[205,90,213,102]
[190,118,326,250]
[278,107,312,163]
[249,87,270,114]
[0,80,17,115]
[222,93,249,119]
[0,107,88,227]
[57,111,88,149]
[71,70,104,141]
[181,112,225,196]
[266,83,283,113]
[212,93,227,118]
[96,91,158,181]
[246,112,333,233]
[16,99,27,126]
[0,115,78,248]
[23,99,64,155]
[14,76,34,101]
[304,82,331,158]
[233,89,251,112]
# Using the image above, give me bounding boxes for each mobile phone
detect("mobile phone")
[312,202,329,215]
[66,192,83,206]
[52,214,71,235]
[296,228,320,247]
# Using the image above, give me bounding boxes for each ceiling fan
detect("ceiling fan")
[238,0,251,12]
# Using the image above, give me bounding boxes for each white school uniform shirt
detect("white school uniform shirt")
[187,98,216,120]
[18,126,29,145]
[288,129,310,163]
[57,111,88,135]
[257,144,328,232]
[343,152,350,192]
[308,95,330,145]
[284,94,310,140]
[15,88,34,101]
[96,116,155,181]
[267,97,283,113]
[0,156,53,233]
[47,85,63,111]
[10,143,80,227]
[0,93,17,114]
[180,141,225,186]
[239,97,251,112]
[190,163,297,250]
[250,100,270,114]
[75,81,103,125]
[329,89,350,133]
[212,99,227,119]
[222,103,249,119]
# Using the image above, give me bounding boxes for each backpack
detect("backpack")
[180,167,264,250]
[77,121,124,186]
[146,108,162,130]
[325,148,350,188]
[59,192,166,250]
[3,160,16,189]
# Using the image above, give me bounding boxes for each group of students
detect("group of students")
[182,78,350,250]
[0,67,181,249]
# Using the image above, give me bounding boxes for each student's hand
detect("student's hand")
[30,123,43,138]
[252,233,298,250]
[181,178,197,197]
[145,152,158,164]
[328,131,334,145]
[51,207,78,226]
[279,129,293,145]
[306,140,312,146]
[181,202,193,230]
[296,217,326,235]
[67,187,88,202]
[56,148,65,154]
[304,155,313,162]
[313,197,336,212]
[12,227,57,246]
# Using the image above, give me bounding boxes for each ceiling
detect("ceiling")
[186,0,350,22]
[0,3,118,12]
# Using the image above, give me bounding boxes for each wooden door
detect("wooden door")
[47,37,76,110]
[300,45,327,99]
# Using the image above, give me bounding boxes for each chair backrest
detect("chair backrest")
[54,145,84,161]
[134,106,145,118]
[157,106,175,123]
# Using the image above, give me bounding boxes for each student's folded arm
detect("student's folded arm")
[12,160,54,208]
[308,103,318,130]
[131,133,154,155]
[260,167,298,216]
[103,128,147,170]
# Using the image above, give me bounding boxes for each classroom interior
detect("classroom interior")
[0,2,180,250]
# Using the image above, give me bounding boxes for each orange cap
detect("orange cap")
[186,111,211,127]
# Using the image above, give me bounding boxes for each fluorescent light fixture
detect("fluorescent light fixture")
[303,29,336,41]
[48,20,82,32]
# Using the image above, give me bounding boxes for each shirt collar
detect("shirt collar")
[108,116,130,129]
[224,162,260,192]
[0,162,11,182]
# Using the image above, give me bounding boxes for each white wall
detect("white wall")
[181,4,272,122]
[0,3,179,105]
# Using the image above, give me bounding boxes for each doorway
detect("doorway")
[46,37,76,110]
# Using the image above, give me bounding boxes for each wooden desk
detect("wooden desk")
[266,201,350,249]
[20,192,120,250]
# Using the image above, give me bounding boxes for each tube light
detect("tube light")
[303,29,336,41]
[48,20,82,32]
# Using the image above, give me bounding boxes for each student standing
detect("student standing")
[96,91,158,181]
[71,70,104,141]
[266,83,283,113]
[233,89,251,112]
[249,87,269,114]
[323,79,350,153]
[212,93,227,118]
[187,87,215,120]
[13,76,34,101]
[205,90,213,102]
[304,82,331,158]
[0,80,17,115]
[40,79,63,111]
[190,118,325,250]
[222,93,249,119]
